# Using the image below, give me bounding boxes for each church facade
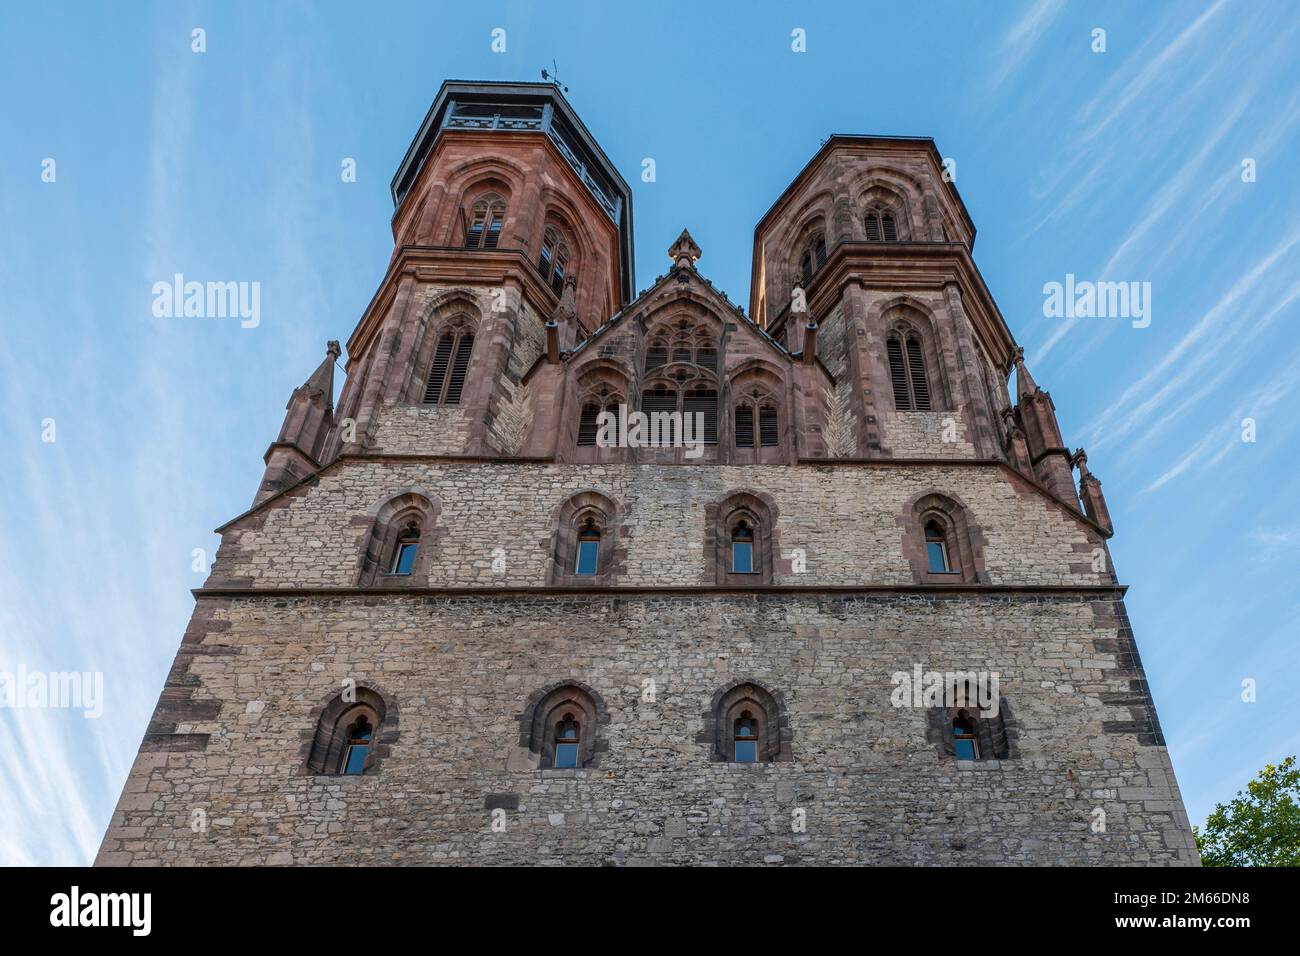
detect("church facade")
[97,80,1199,865]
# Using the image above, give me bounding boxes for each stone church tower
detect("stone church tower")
[98,81,1198,865]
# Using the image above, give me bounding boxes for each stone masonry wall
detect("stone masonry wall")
[95,591,1197,866]
[210,461,1106,590]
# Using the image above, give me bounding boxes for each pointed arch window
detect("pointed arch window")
[886,331,931,410]
[865,208,899,242]
[575,516,601,576]
[925,519,951,574]
[734,710,759,762]
[389,523,420,576]
[731,519,756,574]
[553,713,581,768]
[464,193,506,249]
[538,225,572,296]
[799,233,828,285]
[306,687,393,776]
[710,682,787,763]
[424,329,474,405]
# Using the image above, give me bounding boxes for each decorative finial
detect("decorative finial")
[326,340,341,361]
[668,228,701,269]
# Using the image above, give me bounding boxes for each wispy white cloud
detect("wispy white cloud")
[988,0,1066,90]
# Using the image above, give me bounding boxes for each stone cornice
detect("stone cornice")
[195,583,1128,599]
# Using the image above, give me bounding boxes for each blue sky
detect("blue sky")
[2,0,1298,865]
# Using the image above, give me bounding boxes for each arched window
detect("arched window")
[342,714,374,774]
[520,682,605,769]
[925,685,1012,762]
[423,328,474,405]
[731,519,756,574]
[733,710,759,762]
[904,493,986,585]
[553,713,581,767]
[575,516,601,575]
[886,332,931,410]
[865,208,899,241]
[924,519,951,574]
[799,233,828,285]
[305,686,393,776]
[463,193,506,249]
[549,491,621,584]
[708,681,789,763]
[711,492,777,584]
[356,492,439,586]
[388,522,420,576]
[538,225,573,296]
[953,710,979,760]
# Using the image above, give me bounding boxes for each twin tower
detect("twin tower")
[98,81,1197,866]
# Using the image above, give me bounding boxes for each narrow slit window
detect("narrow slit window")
[925,520,950,573]
[953,711,979,760]
[553,714,580,768]
[734,711,758,763]
[342,716,372,775]
[731,520,755,574]
[389,524,420,575]
[575,517,600,576]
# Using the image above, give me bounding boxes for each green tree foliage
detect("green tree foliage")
[1194,755,1300,866]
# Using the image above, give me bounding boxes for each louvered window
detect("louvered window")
[538,225,572,297]
[672,343,692,364]
[882,213,898,241]
[577,403,600,446]
[735,405,755,448]
[887,336,910,410]
[641,388,678,447]
[684,389,718,444]
[423,333,455,403]
[887,333,932,411]
[645,342,667,371]
[695,346,717,371]
[426,332,473,405]
[799,233,827,285]
[906,337,931,410]
[759,405,779,447]
[866,210,900,242]
[464,195,506,250]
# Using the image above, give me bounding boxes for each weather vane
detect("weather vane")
[540,60,569,93]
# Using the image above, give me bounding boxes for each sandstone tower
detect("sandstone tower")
[97,80,1198,865]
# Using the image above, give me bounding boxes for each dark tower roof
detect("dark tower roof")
[391,79,636,303]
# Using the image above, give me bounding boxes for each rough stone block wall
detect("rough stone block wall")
[209,461,1108,590]
[369,405,470,456]
[95,591,1198,866]
[879,409,976,458]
